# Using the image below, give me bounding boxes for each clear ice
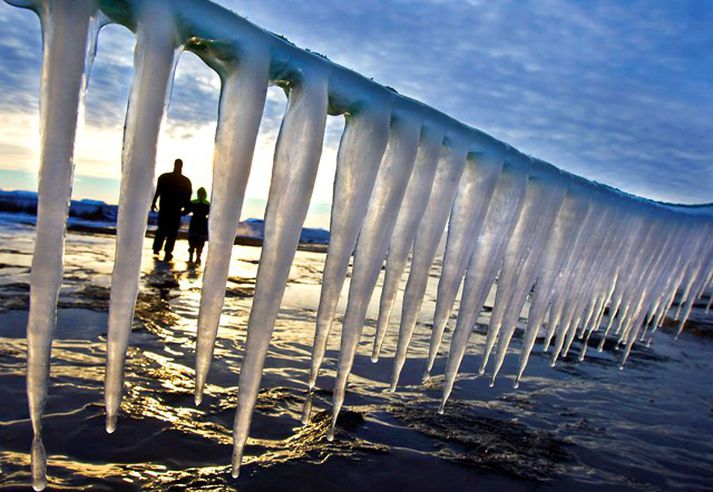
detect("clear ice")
[6,0,713,489]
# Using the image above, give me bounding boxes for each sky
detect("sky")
[0,0,711,227]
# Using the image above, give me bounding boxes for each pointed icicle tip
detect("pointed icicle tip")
[437,403,445,415]
[31,436,47,491]
[194,392,203,407]
[512,380,520,390]
[105,414,117,434]
[231,446,243,478]
[488,377,495,388]
[326,427,335,442]
[301,394,312,425]
[421,369,431,384]
[478,366,485,376]
[370,354,379,363]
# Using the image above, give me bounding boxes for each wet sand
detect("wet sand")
[1,219,712,491]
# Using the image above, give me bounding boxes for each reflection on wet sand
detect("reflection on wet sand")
[1,222,713,490]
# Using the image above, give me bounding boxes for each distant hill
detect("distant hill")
[0,189,330,247]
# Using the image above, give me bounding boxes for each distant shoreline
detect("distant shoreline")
[72,222,330,254]
[2,215,330,254]
[0,189,330,253]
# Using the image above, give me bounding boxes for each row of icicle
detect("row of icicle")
[6,0,713,490]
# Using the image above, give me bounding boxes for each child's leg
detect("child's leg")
[188,235,197,263]
[196,240,205,263]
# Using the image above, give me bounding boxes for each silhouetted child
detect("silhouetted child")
[187,187,210,264]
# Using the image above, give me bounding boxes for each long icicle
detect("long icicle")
[423,143,505,378]
[19,1,97,489]
[479,169,563,375]
[231,67,328,476]
[389,137,469,391]
[550,205,621,364]
[323,110,420,436]
[514,185,590,386]
[488,173,568,384]
[306,95,391,391]
[371,126,444,361]
[439,157,530,411]
[194,48,270,405]
[105,4,180,432]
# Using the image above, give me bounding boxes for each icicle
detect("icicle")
[440,156,529,410]
[577,299,598,340]
[18,1,97,489]
[424,140,505,377]
[306,94,391,393]
[479,166,565,376]
[193,48,270,405]
[389,136,469,391]
[556,200,621,355]
[586,209,646,352]
[674,265,697,322]
[105,4,180,432]
[676,269,710,338]
[550,204,623,364]
[371,126,444,361]
[338,111,421,363]
[598,292,622,351]
[620,309,648,368]
[515,186,590,386]
[322,110,420,436]
[230,67,328,476]
[578,297,606,362]
[561,314,583,358]
[488,169,568,384]
[614,223,680,351]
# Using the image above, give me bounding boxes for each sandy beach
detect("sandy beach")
[1,218,712,490]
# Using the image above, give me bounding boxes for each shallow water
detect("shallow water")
[0,219,712,491]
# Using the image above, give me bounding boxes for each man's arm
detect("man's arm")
[182,179,193,214]
[151,176,163,212]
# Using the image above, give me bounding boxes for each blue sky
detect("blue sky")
[0,0,711,226]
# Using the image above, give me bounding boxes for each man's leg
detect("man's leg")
[164,227,179,261]
[153,227,165,255]
[162,214,181,261]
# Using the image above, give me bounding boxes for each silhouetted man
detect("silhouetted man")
[151,159,192,261]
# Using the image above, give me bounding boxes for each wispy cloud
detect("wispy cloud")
[0,0,711,204]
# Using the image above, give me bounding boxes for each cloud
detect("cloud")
[0,5,42,112]
[0,0,711,204]
[210,0,713,203]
